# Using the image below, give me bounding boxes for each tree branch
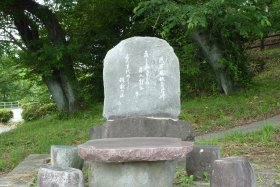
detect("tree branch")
[22,0,67,45]
[1,27,27,52]
[0,39,28,52]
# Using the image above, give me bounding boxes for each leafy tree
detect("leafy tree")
[268,0,280,32]
[0,51,49,102]
[134,0,272,95]
[0,0,155,108]
[0,0,80,114]
[63,0,155,101]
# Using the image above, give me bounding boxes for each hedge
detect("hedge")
[22,103,57,121]
[0,109,13,123]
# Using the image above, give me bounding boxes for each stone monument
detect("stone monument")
[81,37,195,187]
[90,36,194,141]
[103,36,180,119]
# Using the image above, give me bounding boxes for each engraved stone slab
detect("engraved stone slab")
[103,37,180,120]
[78,137,193,163]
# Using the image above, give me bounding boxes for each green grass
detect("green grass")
[174,167,194,187]
[197,125,280,185]
[180,49,280,134]
[197,125,280,167]
[0,104,104,172]
[197,124,278,145]
[0,49,280,173]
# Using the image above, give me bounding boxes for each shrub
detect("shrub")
[22,103,57,121]
[0,109,13,123]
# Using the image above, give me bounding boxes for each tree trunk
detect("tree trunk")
[191,31,233,95]
[43,68,78,114]
[60,72,77,114]
[260,38,265,51]
[43,76,67,111]
[9,0,81,114]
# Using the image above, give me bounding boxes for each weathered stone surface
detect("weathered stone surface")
[9,154,50,175]
[89,161,176,187]
[78,137,194,162]
[186,145,220,180]
[90,117,194,141]
[103,37,180,120]
[37,165,84,187]
[211,157,256,187]
[0,154,49,187]
[51,145,83,170]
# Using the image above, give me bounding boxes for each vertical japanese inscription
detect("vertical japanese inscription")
[125,54,130,88]
[119,51,167,101]
[119,77,125,98]
[139,67,144,91]
[144,50,150,85]
[119,54,131,99]
[159,57,166,100]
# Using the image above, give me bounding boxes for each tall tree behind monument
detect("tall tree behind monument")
[0,0,80,114]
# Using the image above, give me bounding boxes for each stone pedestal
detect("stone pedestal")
[211,157,256,187]
[37,165,84,187]
[90,117,194,141]
[89,161,176,187]
[51,145,83,170]
[78,137,193,187]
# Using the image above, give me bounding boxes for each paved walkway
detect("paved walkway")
[196,114,280,140]
[0,154,49,187]
[10,108,23,123]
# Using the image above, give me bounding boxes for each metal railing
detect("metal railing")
[0,102,20,109]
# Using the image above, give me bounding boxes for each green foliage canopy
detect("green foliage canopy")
[134,0,274,95]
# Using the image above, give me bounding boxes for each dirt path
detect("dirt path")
[196,114,280,140]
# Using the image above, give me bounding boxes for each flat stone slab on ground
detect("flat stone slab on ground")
[9,154,50,175]
[0,154,49,187]
[90,117,194,141]
[78,137,194,162]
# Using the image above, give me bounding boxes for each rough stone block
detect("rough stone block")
[37,165,84,187]
[211,157,256,187]
[90,117,194,141]
[89,161,177,187]
[51,145,83,170]
[103,37,180,120]
[186,145,220,180]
